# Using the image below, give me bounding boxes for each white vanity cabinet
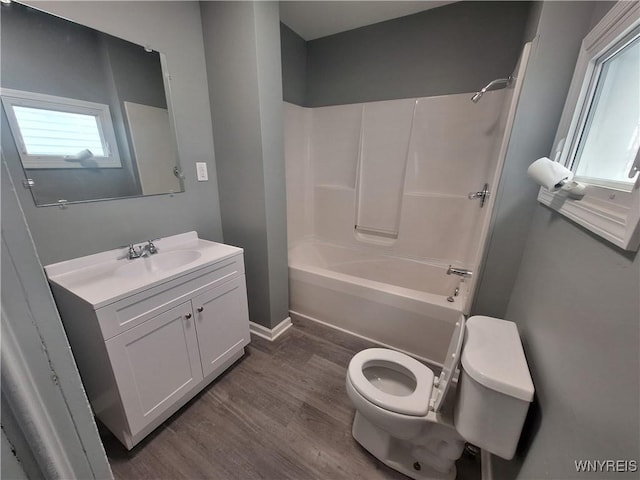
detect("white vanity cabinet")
[45,233,250,449]
[191,276,250,378]
[105,302,204,439]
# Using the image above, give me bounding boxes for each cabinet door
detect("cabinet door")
[192,275,250,378]
[105,302,203,436]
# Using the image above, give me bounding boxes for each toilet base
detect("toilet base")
[352,412,456,480]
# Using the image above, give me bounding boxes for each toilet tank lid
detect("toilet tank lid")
[461,316,534,402]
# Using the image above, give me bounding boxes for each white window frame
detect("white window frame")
[539,2,640,251]
[1,88,122,169]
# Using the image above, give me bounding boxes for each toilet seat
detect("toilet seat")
[348,348,434,416]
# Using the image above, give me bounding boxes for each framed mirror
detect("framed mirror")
[0,1,184,207]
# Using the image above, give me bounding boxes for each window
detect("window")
[540,2,640,251]
[572,31,639,190]
[1,89,121,169]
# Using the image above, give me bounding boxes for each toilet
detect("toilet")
[345,315,534,480]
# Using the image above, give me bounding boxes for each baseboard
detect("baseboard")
[249,317,292,341]
[481,449,493,480]
[289,310,441,369]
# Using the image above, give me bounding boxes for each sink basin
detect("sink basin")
[116,250,202,278]
[149,250,201,271]
[44,231,244,309]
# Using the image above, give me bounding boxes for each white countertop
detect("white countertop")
[45,232,243,309]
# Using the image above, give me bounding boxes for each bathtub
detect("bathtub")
[288,241,468,365]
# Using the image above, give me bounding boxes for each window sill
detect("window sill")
[537,186,639,251]
[20,157,122,170]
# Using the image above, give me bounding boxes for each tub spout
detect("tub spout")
[447,266,473,278]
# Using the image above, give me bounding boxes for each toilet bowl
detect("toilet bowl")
[346,315,534,480]
[346,348,435,439]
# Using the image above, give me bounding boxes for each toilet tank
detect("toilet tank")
[454,316,534,460]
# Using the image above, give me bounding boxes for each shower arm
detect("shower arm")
[471,76,513,103]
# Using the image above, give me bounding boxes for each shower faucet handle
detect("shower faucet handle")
[468,183,490,208]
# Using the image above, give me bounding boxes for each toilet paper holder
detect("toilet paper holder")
[555,178,587,199]
[527,157,586,199]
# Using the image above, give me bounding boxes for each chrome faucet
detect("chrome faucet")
[145,240,158,255]
[127,244,142,260]
[126,240,159,260]
[447,265,473,278]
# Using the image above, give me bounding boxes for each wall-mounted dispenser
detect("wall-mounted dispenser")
[527,157,586,199]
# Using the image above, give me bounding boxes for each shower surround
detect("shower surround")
[285,46,529,363]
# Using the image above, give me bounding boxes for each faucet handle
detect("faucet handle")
[146,240,158,254]
[117,244,133,260]
[127,244,142,260]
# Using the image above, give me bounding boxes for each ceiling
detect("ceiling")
[279,1,457,41]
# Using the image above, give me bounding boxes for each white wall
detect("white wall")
[284,90,508,269]
[283,103,313,245]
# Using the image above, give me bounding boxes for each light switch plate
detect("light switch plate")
[196,162,208,181]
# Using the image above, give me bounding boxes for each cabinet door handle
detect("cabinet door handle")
[185,313,192,320]
[197,307,204,313]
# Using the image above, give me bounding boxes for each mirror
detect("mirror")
[0,2,184,206]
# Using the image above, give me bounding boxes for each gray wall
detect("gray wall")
[474,2,639,478]
[104,35,167,110]
[280,23,307,106]
[302,1,532,107]
[496,206,639,479]
[201,1,289,329]
[472,1,602,318]
[7,1,223,265]
[1,4,109,108]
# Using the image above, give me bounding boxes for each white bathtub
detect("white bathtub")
[288,241,467,365]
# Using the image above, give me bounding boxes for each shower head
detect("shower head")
[471,91,483,103]
[471,75,513,103]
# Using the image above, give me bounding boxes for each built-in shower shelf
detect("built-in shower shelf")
[315,184,355,191]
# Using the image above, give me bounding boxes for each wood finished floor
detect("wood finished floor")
[102,316,480,480]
